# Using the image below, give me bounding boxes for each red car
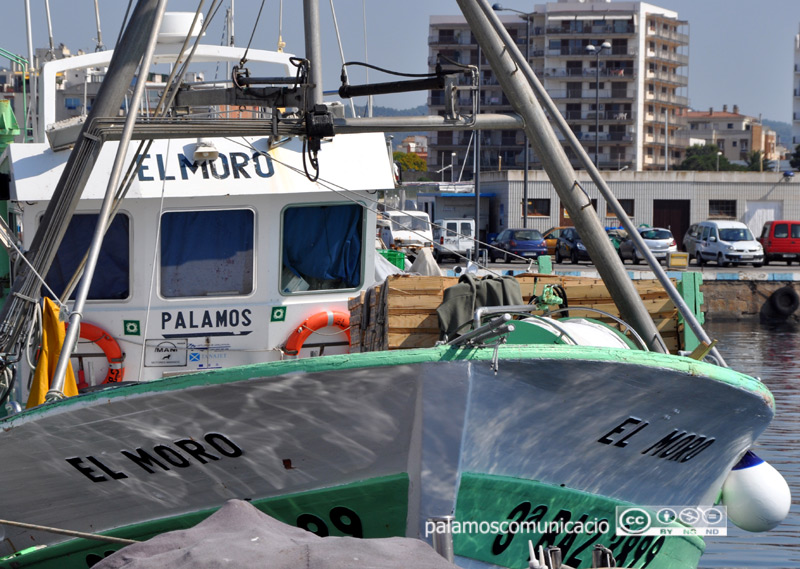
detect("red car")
[759,220,800,265]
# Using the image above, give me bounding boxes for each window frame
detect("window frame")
[42,210,133,302]
[708,200,737,219]
[279,201,366,297]
[158,207,257,300]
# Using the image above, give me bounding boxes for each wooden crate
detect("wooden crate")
[349,273,681,353]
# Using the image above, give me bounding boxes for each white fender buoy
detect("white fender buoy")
[721,451,791,532]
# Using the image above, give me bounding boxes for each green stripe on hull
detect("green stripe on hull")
[0,473,408,569]
[453,473,704,569]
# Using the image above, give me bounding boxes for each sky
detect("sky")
[1,1,798,124]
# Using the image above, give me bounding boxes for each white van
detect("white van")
[432,218,475,262]
[379,210,433,253]
[694,220,764,267]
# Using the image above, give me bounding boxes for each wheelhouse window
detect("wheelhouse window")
[45,213,130,300]
[281,203,363,294]
[160,209,254,298]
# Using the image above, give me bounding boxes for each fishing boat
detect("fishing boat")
[0,1,789,568]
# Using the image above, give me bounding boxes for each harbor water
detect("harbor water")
[699,320,800,569]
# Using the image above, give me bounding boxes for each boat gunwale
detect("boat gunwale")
[1,343,774,427]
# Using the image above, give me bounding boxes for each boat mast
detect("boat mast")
[457,0,666,352]
[23,0,36,141]
[93,0,106,51]
[303,0,323,106]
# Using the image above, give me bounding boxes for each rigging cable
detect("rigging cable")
[329,0,357,118]
[238,0,267,68]
[114,1,135,47]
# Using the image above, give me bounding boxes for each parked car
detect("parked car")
[618,227,677,264]
[693,220,764,267]
[683,223,702,259]
[542,226,568,256]
[758,220,800,265]
[554,227,590,264]
[489,228,547,262]
[432,218,475,262]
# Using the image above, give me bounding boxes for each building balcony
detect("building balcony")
[644,113,687,128]
[576,131,634,143]
[645,91,688,106]
[543,67,634,78]
[545,47,637,57]
[645,51,689,66]
[646,28,689,45]
[565,110,635,122]
[427,33,475,46]
[545,24,635,36]
[645,69,689,87]
[550,89,633,101]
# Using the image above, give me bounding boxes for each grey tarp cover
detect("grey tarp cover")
[436,274,523,340]
[94,499,459,569]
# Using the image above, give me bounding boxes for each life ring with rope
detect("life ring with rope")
[284,311,350,356]
[66,322,125,385]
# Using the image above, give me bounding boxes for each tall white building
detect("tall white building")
[793,23,800,151]
[427,0,689,174]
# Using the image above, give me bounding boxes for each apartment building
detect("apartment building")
[682,105,779,168]
[427,0,689,175]
[793,23,800,150]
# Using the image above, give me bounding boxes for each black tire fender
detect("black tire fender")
[770,286,800,316]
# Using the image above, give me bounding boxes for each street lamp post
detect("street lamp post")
[585,41,610,168]
[716,151,723,172]
[451,151,457,183]
[492,3,530,227]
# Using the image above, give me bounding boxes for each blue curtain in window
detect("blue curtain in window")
[45,214,130,300]
[161,210,254,297]
[283,204,362,287]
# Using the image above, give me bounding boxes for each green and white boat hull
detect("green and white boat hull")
[0,344,773,569]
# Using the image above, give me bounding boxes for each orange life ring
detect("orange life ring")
[284,311,350,356]
[67,322,125,384]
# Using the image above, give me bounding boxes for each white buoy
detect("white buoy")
[721,451,791,532]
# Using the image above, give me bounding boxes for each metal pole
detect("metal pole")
[461,0,666,353]
[474,46,482,260]
[523,16,530,227]
[595,51,600,166]
[303,0,323,106]
[24,0,36,141]
[664,109,669,171]
[93,0,105,51]
[476,0,724,361]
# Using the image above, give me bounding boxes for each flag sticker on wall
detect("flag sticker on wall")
[124,320,141,336]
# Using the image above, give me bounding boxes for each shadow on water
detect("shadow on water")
[699,320,800,569]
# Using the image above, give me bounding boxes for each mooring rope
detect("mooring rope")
[0,518,138,545]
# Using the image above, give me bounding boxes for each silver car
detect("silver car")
[618,227,678,264]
